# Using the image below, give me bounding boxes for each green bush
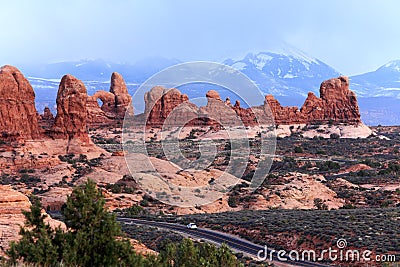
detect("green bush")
[8,180,146,266]
[294,146,303,153]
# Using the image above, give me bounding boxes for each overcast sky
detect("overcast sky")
[1,0,400,75]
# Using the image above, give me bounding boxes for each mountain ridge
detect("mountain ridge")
[11,52,400,125]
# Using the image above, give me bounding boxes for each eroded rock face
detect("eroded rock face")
[38,107,55,130]
[265,76,361,124]
[50,74,90,143]
[0,185,66,254]
[86,91,115,126]
[264,95,303,124]
[205,90,221,100]
[248,172,344,210]
[142,77,362,128]
[0,65,41,141]
[199,90,243,126]
[318,76,360,122]
[110,72,132,119]
[87,72,132,126]
[0,185,30,252]
[145,86,196,127]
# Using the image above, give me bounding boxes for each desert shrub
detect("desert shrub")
[8,180,146,266]
[294,146,303,153]
[330,133,340,139]
[317,161,340,171]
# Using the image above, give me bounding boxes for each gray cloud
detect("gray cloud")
[1,0,400,75]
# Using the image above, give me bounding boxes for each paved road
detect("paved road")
[118,217,332,267]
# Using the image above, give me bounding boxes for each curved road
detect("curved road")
[118,217,332,267]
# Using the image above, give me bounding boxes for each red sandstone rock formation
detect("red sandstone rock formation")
[87,90,116,126]
[264,95,304,124]
[50,74,90,143]
[199,90,243,126]
[0,185,31,253]
[317,76,360,122]
[38,107,55,129]
[265,76,361,124]
[110,72,132,119]
[0,185,66,254]
[145,86,198,127]
[87,72,132,126]
[0,65,41,141]
[142,76,361,127]
[232,100,258,126]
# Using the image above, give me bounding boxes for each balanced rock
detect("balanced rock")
[0,65,41,141]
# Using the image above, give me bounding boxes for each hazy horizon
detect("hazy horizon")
[1,0,400,76]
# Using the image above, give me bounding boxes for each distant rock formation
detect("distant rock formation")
[0,65,41,141]
[87,72,132,126]
[38,106,55,129]
[198,90,244,126]
[142,76,362,128]
[145,86,198,127]
[232,100,259,126]
[0,65,363,146]
[50,74,90,143]
[265,76,361,124]
[110,72,132,119]
[45,74,107,155]
[0,65,106,156]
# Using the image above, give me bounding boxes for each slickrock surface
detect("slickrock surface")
[0,185,65,254]
[248,172,344,210]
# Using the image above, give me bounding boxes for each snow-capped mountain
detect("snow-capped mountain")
[224,51,340,97]
[23,57,181,113]
[15,52,400,125]
[350,60,400,98]
[22,57,181,83]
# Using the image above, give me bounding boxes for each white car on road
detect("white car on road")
[186,223,198,229]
